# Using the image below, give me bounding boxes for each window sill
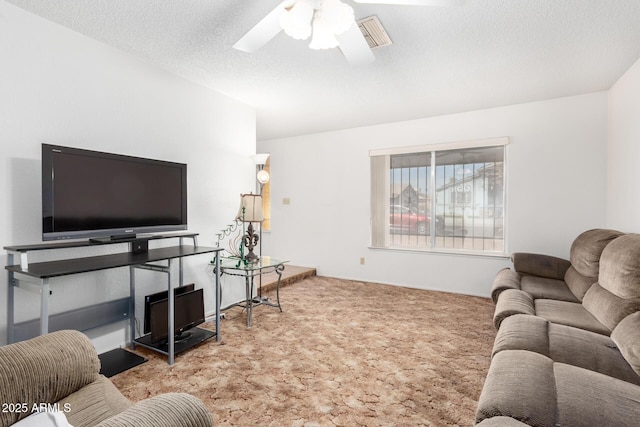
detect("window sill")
[368,245,510,259]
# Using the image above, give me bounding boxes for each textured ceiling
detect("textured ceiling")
[7,0,640,140]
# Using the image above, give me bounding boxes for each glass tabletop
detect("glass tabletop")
[218,256,288,271]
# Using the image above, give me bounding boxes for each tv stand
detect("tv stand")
[135,327,215,355]
[5,233,223,365]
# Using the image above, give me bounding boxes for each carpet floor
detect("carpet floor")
[111,276,496,426]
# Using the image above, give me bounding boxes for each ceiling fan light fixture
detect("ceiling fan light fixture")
[235,0,466,63]
[278,0,355,49]
[321,0,355,35]
[309,14,340,49]
[280,1,314,40]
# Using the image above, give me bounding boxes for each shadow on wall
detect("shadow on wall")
[10,157,41,244]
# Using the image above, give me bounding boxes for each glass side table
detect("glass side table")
[215,256,288,327]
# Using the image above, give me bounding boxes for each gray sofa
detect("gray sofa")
[492,229,640,335]
[0,330,214,427]
[476,230,640,426]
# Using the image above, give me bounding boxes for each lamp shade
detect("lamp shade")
[252,153,270,165]
[236,194,264,222]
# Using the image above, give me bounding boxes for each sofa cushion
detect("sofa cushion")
[59,376,132,427]
[582,283,640,331]
[569,229,623,278]
[477,350,640,427]
[598,233,640,299]
[534,299,610,335]
[548,321,640,386]
[520,276,579,302]
[494,314,640,385]
[563,266,596,301]
[611,312,640,377]
[555,363,640,426]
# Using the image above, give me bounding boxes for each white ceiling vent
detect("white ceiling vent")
[357,16,393,49]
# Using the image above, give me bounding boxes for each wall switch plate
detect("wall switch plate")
[360,257,365,265]
[283,197,291,205]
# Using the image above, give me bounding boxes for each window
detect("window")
[370,138,507,254]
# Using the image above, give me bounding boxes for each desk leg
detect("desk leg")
[129,266,136,350]
[40,279,51,335]
[168,259,175,365]
[215,254,221,342]
[246,275,253,328]
[7,254,15,344]
[275,264,284,312]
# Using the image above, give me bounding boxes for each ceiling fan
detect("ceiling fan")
[233,0,467,66]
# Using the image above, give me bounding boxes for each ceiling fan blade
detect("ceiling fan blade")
[337,22,375,66]
[353,0,466,6]
[233,1,295,53]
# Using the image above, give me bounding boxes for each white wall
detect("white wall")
[0,2,256,350]
[259,92,609,297]
[607,57,640,232]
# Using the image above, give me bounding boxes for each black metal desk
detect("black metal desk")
[5,234,223,365]
[217,256,287,327]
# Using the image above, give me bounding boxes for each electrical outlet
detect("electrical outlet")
[283,197,291,205]
[360,257,365,265]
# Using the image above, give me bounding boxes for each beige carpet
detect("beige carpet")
[111,276,496,426]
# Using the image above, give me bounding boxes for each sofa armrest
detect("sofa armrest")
[511,252,571,280]
[491,268,521,304]
[475,350,558,426]
[493,289,535,330]
[0,330,101,426]
[95,393,214,427]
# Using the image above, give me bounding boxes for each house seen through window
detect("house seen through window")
[370,138,507,254]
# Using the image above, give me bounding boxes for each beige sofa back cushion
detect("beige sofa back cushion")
[564,266,596,301]
[611,312,640,377]
[569,228,623,278]
[582,283,640,331]
[565,229,623,301]
[598,233,640,298]
[582,234,640,331]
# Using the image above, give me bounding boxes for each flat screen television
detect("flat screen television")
[149,288,205,344]
[42,144,187,241]
[143,284,195,334]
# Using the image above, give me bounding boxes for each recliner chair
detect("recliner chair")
[0,330,214,427]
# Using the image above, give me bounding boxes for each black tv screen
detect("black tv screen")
[42,144,187,241]
[149,288,205,344]
[143,284,195,334]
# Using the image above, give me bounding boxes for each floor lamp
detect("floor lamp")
[252,153,270,257]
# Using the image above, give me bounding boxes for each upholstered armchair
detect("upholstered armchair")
[0,330,214,427]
